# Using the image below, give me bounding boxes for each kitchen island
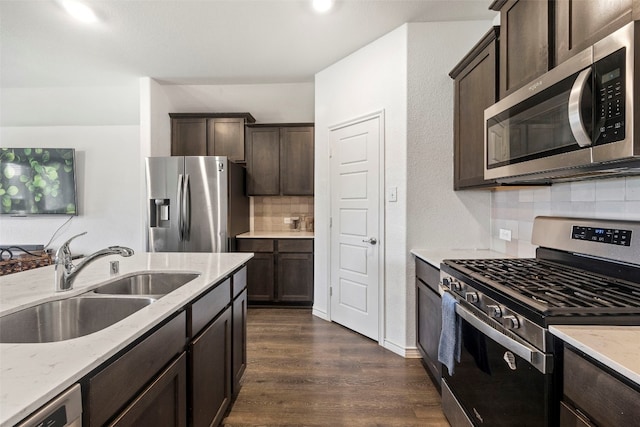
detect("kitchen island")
[0,252,252,427]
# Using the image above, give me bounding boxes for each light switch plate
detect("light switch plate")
[388,186,397,202]
[284,217,292,224]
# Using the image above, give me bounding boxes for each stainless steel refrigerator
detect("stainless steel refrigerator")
[145,156,249,252]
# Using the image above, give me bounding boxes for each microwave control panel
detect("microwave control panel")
[594,48,626,145]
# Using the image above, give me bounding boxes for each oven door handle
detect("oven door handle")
[455,304,553,374]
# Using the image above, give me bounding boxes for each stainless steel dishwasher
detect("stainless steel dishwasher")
[16,384,82,427]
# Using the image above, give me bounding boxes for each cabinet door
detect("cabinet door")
[245,252,276,302]
[416,280,442,388]
[498,0,550,98]
[232,289,247,397]
[190,307,232,427]
[555,0,634,65]
[171,118,207,156]
[277,253,313,303]
[280,126,314,195]
[246,127,280,195]
[109,353,187,427]
[208,118,246,162]
[451,28,498,190]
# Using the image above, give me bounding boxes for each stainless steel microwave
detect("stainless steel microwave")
[484,21,640,183]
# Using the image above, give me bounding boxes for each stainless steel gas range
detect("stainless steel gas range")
[439,216,640,427]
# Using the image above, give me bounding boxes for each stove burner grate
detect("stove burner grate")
[449,258,640,315]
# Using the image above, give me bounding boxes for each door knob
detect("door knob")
[362,237,377,245]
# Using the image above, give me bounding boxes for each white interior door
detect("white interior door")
[329,114,381,341]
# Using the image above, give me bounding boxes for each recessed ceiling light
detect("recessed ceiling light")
[58,0,98,23]
[312,0,334,14]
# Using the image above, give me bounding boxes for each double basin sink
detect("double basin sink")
[0,272,199,344]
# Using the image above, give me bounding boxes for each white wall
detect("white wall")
[405,22,492,351]
[315,26,407,348]
[0,126,142,255]
[0,83,143,255]
[315,21,493,356]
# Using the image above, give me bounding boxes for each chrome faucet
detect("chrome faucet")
[54,232,134,292]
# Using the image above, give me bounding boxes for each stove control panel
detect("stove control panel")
[571,225,632,246]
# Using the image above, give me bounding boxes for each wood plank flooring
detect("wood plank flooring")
[223,308,449,427]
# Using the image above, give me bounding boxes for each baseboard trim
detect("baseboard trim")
[311,307,329,321]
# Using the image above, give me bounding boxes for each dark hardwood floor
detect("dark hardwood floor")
[223,308,449,426]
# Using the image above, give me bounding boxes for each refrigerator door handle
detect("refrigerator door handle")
[184,174,191,241]
[177,174,184,241]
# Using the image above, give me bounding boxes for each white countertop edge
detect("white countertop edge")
[550,325,640,386]
[411,248,510,268]
[236,231,314,239]
[0,252,253,427]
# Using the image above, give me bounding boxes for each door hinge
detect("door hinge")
[330,287,333,297]
[330,217,332,228]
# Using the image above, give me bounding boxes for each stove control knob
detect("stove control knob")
[442,277,451,288]
[465,292,479,303]
[487,305,502,318]
[452,281,462,292]
[504,315,520,329]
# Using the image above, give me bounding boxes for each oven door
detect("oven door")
[442,306,555,427]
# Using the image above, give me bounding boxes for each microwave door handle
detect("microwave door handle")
[568,68,593,148]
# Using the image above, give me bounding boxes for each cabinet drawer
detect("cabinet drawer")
[109,352,187,427]
[416,258,440,293]
[564,348,640,426]
[87,312,186,426]
[232,267,247,298]
[278,239,313,253]
[236,239,274,252]
[190,279,231,338]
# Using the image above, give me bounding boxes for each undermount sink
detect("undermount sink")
[93,272,200,296]
[0,296,155,344]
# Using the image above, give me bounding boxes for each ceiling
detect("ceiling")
[0,1,496,88]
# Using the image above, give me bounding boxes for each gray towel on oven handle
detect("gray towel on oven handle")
[438,292,461,376]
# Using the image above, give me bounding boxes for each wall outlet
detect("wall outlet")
[284,217,292,224]
[499,228,512,242]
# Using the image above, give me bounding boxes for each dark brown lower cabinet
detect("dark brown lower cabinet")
[415,257,442,390]
[561,346,640,427]
[85,313,187,426]
[110,353,187,427]
[232,288,247,396]
[82,266,248,427]
[190,307,232,427]
[236,238,313,305]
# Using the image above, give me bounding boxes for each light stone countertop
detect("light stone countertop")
[0,252,253,427]
[550,325,640,386]
[236,231,314,239]
[410,248,511,269]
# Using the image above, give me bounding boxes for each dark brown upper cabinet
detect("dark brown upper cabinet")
[555,0,638,65]
[246,124,314,196]
[170,113,256,162]
[449,27,500,190]
[490,0,551,99]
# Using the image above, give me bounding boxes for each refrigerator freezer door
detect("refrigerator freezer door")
[146,157,184,252]
[183,156,229,252]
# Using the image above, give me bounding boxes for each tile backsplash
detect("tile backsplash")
[491,176,640,257]
[251,196,314,232]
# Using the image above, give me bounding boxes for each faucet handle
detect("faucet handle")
[55,232,87,262]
